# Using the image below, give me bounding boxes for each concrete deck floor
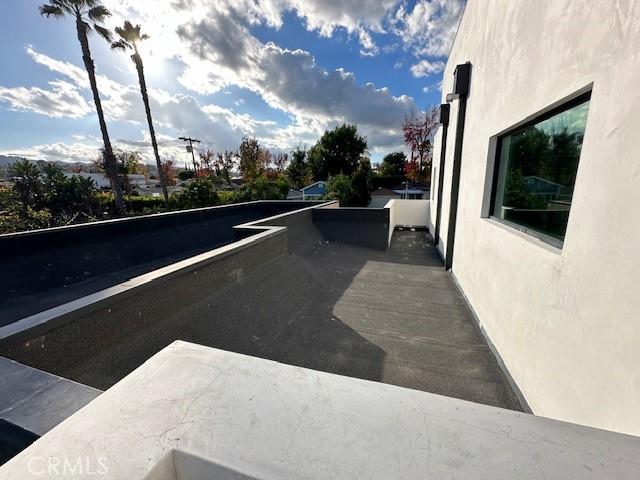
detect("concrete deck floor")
[1,230,522,411]
[282,229,522,410]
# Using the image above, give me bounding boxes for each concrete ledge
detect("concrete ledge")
[0,357,100,437]
[2,341,638,479]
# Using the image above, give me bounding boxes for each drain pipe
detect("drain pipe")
[433,103,450,249]
[444,62,472,271]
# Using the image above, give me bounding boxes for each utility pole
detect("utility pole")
[179,136,201,172]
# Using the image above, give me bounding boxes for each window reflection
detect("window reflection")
[492,95,590,243]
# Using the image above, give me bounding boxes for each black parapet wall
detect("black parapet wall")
[312,207,390,251]
[0,201,323,326]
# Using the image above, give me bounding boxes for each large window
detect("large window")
[490,93,591,246]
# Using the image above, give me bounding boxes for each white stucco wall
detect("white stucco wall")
[434,0,640,435]
[385,199,430,245]
[386,199,430,228]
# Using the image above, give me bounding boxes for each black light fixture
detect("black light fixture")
[438,103,450,125]
[446,62,471,102]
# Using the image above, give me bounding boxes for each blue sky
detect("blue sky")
[0,0,465,164]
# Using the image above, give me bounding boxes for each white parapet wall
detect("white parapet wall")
[2,341,638,479]
[385,199,430,245]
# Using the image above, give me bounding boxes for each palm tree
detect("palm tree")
[112,21,169,202]
[40,0,126,214]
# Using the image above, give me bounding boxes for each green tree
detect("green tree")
[238,136,265,181]
[326,173,354,206]
[308,124,367,180]
[40,0,126,214]
[286,148,310,189]
[379,152,406,176]
[350,158,372,206]
[10,159,43,214]
[213,151,235,186]
[1,161,101,233]
[235,175,289,201]
[112,21,169,202]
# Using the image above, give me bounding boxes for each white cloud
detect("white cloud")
[175,6,417,149]
[4,141,102,163]
[422,80,443,93]
[393,0,466,57]
[410,59,445,77]
[0,80,92,118]
[358,28,379,57]
[3,1,467,161]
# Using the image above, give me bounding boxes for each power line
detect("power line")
[178,136,201,171]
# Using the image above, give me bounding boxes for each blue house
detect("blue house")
[301,181,328,200]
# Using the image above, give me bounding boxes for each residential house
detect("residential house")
[301,180,328,200]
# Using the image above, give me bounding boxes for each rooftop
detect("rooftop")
[0,209,519,409]
[1,200,637,477]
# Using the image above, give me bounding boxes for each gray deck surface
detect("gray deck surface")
[0,357,100,437]
[285,230,522,410]
[2,230,521,411]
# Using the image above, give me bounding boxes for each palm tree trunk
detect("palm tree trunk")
[75,17,126,214]
[134,52,169,202]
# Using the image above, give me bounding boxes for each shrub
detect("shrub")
[177,169,195,181]
[125,195,172,213]
[235,175,289,202]
[326,174,354,206]
[176,179,220,208]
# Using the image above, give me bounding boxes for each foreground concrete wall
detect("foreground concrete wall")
[434,0,640,434]
[3,342,639,480]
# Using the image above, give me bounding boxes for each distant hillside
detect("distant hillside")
[0,155,25,167]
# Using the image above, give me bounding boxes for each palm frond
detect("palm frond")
[111,39,131,51]
[87,5,110,23]
[39,4,65,18]
[92,24,112,42]
[115,20,147,44]
[51,0,76,14]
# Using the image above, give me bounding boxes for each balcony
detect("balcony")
[1,200,638,478]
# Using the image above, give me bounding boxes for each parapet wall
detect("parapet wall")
[0,201,322,326]
[312,206,389,250]
[0,203,332,389]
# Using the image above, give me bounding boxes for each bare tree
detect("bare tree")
[402,106,439,179]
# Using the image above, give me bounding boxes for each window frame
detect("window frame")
[487,90,592,249]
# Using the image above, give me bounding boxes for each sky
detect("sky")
[0,0,466,165]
